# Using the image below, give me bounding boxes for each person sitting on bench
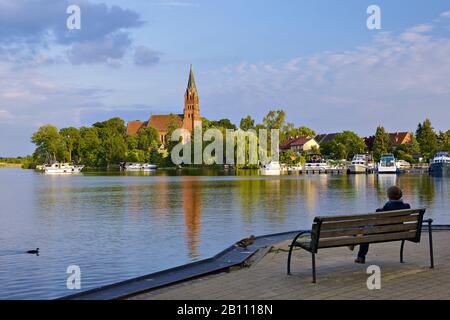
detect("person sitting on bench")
[355,186,411,264]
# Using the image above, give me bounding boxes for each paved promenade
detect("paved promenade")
[129,231,450,300]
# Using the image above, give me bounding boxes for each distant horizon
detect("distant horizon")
[1,0,450,156]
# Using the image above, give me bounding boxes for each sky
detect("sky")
[0,0,450,156]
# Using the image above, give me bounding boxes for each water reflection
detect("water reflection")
[1,168,449,299]
[182,177,202,259]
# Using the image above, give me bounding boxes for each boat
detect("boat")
[122,163,141,170]
[260,161,281,175]
[377,154,399,174]
[44,163,84,174]
[348,154,369,174]
[141,163,158,171]
[121,162,158,171]
[396,159,411,170]
[429,151,450,176]
[304,154,329,172]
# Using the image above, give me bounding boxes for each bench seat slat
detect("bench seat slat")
[318,230,417,248]
[319,222,418,238]
[315,208,425,222]
[319,215,419,230]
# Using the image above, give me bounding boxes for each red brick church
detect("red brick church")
[126,65,202,144]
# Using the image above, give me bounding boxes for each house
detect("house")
[280,136,320,154]
[364,132,412,150]
[389,132,412,147]
[126,65,201,145]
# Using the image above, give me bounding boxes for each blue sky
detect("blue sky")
[1,0,450,156]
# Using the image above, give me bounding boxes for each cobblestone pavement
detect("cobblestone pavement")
[129,231,450,300]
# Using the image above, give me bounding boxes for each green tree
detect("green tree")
[138,126,160,151]
[31,125,63,162]
[281,123,316,142]
[79,127,101,167]
[416,119,438,160]
[262,110,286,130]
[60,127,80,162]
[372,126,391,161]
[437,130,450,152]
[94,118,128,166]
[239,116,255,131]
[320,131,366,160]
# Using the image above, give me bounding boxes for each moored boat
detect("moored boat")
[44,163,84,174]
[429,151,450,177]
[304,154,329,172]
[260,161,281,175]
[141,163,158,171]
[377,154,399,174]
[121,162,158,171]
[348,154,369,174]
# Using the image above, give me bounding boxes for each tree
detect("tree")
[281,123,316,142]
[60,127,80,162]
[31,125,63,162]
[393,134,420,163]
[262,110,286,130]
[320,131,366,160]
[94,117,127,166]
[79,127,101,167]
[372,126,391,161]
[437,130,450,153]
[239,116,255,131]
[416,119,438,160]
[138,126,159,151]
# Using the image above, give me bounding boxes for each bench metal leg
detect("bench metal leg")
[400,240,405,263]
[287,243,295,275]
[287,231,311,275]
[312,253,316,283]
[427,219,434,269]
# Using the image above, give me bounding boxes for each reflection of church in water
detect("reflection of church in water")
[154,176,202,259]
[182,177,202,259]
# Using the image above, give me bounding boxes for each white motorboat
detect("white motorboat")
[348,154,369,174]
[141,163,158,171]
[122,162,158,171]
[377,154,399,174]
[44,163,84,174]
[304,154,329,172]
[260,161,281,175]
[429,151,450,176]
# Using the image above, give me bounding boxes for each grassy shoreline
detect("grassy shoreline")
[0,162,23,168]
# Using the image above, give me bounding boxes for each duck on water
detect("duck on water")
[26,248,39,255]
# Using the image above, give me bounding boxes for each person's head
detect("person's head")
[387,186,403,201]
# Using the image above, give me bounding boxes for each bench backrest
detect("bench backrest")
[310,208,426,253]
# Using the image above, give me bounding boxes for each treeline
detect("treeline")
[27,111,449,169]
[319,119,449,164]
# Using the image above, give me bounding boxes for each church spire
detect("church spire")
[187,64,197,92]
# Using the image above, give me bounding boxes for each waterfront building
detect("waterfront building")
[280,136,320,154]
[126,65,201,145]
[364,132,412,150]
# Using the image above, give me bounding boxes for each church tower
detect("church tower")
[183,65,201,134]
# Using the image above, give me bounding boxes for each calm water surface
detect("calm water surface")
[0,168,449,299]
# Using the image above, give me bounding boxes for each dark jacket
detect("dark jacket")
[376,200,411,212]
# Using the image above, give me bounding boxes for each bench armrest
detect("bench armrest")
[289,230,312,247]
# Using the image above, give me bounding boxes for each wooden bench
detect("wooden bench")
[287,208,434,283]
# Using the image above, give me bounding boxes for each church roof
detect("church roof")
[126,121,146,135]
[148,114,183,133]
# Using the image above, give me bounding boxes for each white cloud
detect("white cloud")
[203,16,450,135]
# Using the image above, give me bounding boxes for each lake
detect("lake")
[0,168,449,299]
